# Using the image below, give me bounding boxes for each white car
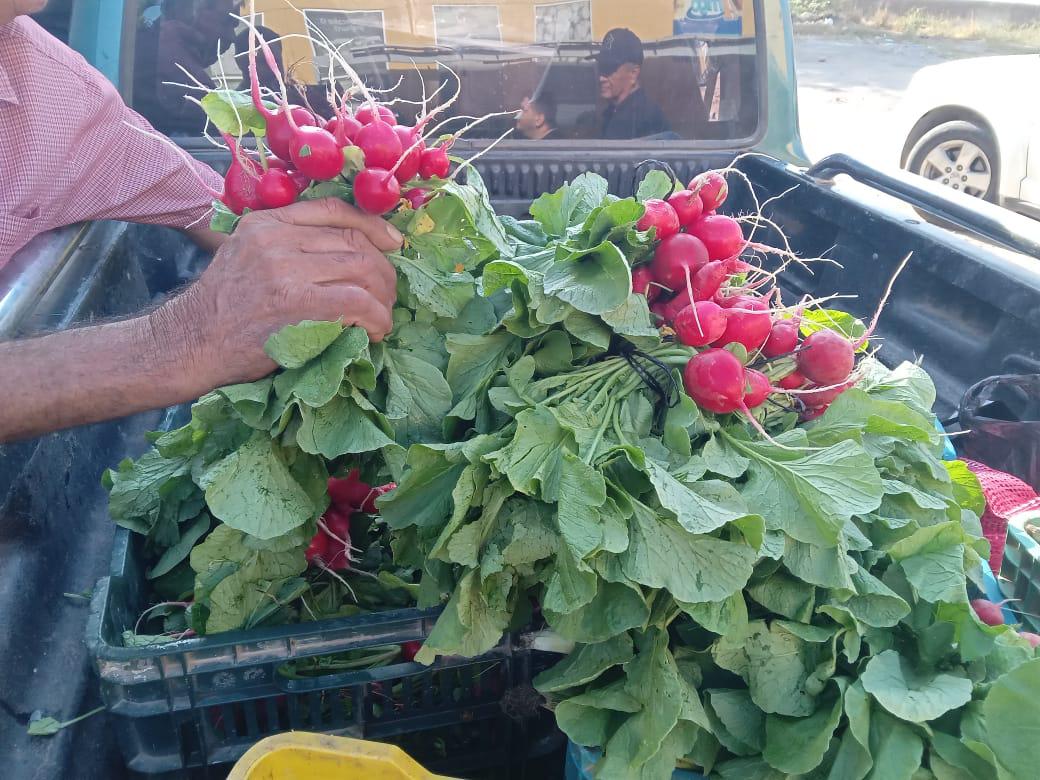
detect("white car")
[897,54,1040,220]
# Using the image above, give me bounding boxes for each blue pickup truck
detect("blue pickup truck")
[2,2,1040,778]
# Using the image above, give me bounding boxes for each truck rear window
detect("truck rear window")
[126,1,761,145]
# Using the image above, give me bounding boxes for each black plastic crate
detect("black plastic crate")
[87,528,560,776]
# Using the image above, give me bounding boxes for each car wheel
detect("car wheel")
[905,120,999,203]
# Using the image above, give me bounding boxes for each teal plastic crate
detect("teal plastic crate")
[999,515,1040,633]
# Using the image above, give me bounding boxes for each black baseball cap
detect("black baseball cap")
[595,28,644,76]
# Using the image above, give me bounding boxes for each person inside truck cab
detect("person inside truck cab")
[0,2,400,443]
[132,0,238,135]
[596,28,670,140]
[516,91,558,140]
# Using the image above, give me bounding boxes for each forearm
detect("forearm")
[186,226,228,254]
[0,304,207,443]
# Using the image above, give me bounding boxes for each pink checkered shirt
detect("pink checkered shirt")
[0,17,222,266]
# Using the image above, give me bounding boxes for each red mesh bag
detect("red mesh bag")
[962,459,1040,573]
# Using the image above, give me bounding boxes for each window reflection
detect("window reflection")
[128,1,759,143]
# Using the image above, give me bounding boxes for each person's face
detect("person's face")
[515,97,546,139]
[0,0,48,25]
[598,63,639,102]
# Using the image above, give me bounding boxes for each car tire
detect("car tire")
[905,120,1000,203]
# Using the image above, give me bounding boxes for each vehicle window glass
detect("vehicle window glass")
[31,0,73,43]
[126,1,761,144]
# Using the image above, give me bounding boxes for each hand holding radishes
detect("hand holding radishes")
[156,198,401,391]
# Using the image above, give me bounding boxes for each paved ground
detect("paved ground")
[793,33,1007,170]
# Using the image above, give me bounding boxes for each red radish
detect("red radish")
[667,189,704,227]
[683,348,746,414]
[264,154,308,193]
[637,199,680,239]
[971,599,1006,627]
[257,169,298,209]
[328,470,371,509]
[777,370,807,391]
[762,320,800,358]
[649,233,709,291]
[288,170,311,194]
[305,532,330,565]
[362,482,396,514]
[356,104,396,125]
[662,289,695,323]
[649,300,670,323]
[401,641,422,661]
[743,369,771,408]
[798,381,852,408]
[355,121,403,170]
[726,256,752,274]
[419,146,450,179]
[326,114,363,145]
[403,188,430,209]
[674,301,727,347]
[801,405,829,422]
[690,214,745,261]
[713,296,772,352]
[691,260,728,301]
[691,171,728,211]
[289,125,344,181]
[266,106,317,161]
[392,126,424,183]
[1020,631,1040,649]
[323,507,353,542]
[632,265,661,301]
[354,168,402,215]
[797,329,856,386]
[222,151,264,215]
[322,508,353,569]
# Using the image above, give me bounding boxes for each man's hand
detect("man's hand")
[0,198,402,443]
[156,198,402,390]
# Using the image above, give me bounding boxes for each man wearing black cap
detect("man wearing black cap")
[596,28,669,140]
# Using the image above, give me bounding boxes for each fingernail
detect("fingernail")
[385,222,403,245]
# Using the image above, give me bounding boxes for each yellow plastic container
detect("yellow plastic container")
[227,732,457,780]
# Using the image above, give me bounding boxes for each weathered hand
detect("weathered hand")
[154,198,401,388]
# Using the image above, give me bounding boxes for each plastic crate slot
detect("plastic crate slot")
[260,695,281,735]
[241,698,260,737]
[400,675,413,714]
[438,668,454,707]
[224,703,241,739]
[326,686,347,727]
[178,715,204,768]
[367,679,385,722]
[287,693,304,729]
[309,690,324,727]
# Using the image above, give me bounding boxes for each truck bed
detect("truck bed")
[0,153,1038,779]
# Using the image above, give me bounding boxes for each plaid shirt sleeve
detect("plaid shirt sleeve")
[0,18,222,264]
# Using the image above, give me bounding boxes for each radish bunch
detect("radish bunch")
[219,98,452,217]
[217,25,456,217]
[305,470,395,570]
[629,168,880,421]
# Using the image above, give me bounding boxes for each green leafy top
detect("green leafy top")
[106,171,1035,780]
